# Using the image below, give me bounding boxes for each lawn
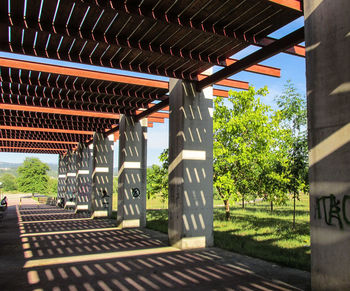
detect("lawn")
[146,194,310,271]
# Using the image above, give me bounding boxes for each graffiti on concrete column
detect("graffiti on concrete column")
[99,189,110,209]
[315,194,350,229]
[132,188,141,198]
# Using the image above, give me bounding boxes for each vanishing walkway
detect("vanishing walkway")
[0,195,310,291]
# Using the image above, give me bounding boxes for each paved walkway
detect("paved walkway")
[0,195,310,291]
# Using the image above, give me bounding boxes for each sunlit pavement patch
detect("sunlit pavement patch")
[24,247,180,268]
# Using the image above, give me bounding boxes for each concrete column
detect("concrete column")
[168,78,213,249]
[76,143,93,212]
[65,151,77,208]
[304,1,350,289]
[117,115,147,228]
[91,132,114,217]
[57,154,67,200]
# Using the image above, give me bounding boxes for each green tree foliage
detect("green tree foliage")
[275,81,308,227]
[147,165,166,199]
[0,173,18,191]
[147,149,169,201]
[214,87,287,219]
[113,176,118,195]
[47,177,58,196]
[17,158,50,194]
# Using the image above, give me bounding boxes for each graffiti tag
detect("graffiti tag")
[315,194,350,229]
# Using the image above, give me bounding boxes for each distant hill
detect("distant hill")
[0,162,19,169]
[0,162,120,178]
[0,162,58,178]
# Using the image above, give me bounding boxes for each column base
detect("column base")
[117,219,140,228]
[75,204,89,213]
[64,201,76,209]
[171,236,207,250]
[91,210,109,218]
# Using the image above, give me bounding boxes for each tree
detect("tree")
[113,176,118,195]
[0,173,17,192]
[214,87,284,219]
[47,177,58,196]
[275,81,308,228]
[147,149,168,201]
[17,158,50,195]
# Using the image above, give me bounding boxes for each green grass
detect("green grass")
[112,193,223,210]
[146,194,310,271]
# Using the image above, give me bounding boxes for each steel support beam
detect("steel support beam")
[197,27,304,90]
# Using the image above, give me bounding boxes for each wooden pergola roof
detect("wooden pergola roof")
[0,0,304,154]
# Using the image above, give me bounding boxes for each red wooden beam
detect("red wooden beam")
[0,125,94,135]
[0,57,169,89]
[1,110,118,125]
[114,132,120,142]
[135,99,170,122]
[148,104,170,111]
[0,81,151,110]
[0,138,76,145]
[136,111,169,119]
[268,0,303,11]
[197,28,305,90]
[0,146,66,152]
[0,104,120,119]
[198,75,249,90]
[148,117,165,123]
[226,59,281,77]
[84,0,303,57]
[213,89,229,98]
[258,37,305,57]
[0,69,165,101]
[9,16,225,67]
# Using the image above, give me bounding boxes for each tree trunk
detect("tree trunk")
[270,201,273,212]
[242,195,245,209]
[224,199,230,221]
[293,193,296,229]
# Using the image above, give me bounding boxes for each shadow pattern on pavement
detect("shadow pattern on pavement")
[0,200,310,291]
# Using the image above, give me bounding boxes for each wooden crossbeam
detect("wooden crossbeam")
[197,28,305,90]
[0,104,120,119]
[258,37,305,57]
[0,125,94,135]
[198,75,249,90]
[84,0,303,58]
[0,146,66,152]
[0,56,279,93]
[0,57,169,89]
[0,138,76,145]
[226,59,281,77]
[268,0,303,11]
[8,16,225,67]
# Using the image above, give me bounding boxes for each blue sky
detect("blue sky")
[0,17,305,167]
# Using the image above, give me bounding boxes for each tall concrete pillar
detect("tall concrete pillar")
[91,132,114,217]
[168,78,213,249]
[57,154,67,200]
[117,115,147,228]
[76,143,93,212]
[66,151,77,207]
[304,1,350,289]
